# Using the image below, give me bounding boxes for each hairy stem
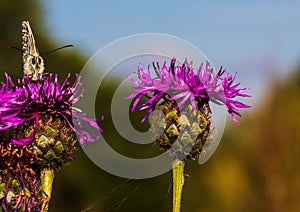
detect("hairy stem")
[172,160,185,212]
[40,168,54,212]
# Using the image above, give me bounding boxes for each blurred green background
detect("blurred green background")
[1,1,300,211]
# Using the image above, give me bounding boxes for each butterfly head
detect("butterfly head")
[23,54,44,81]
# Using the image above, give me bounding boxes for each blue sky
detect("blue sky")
[42,0,300,104]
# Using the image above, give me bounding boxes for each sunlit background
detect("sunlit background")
[1,0,300,211]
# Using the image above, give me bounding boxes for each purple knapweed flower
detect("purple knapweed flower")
[0,73,103,146]
[128,58,250,125]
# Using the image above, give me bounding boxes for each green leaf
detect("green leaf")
[45,126,58,138]
[179,115,191,129]
[180,131,193,145]
[166,124,180,138]
[54,141,64,153]
[37,135,50,148]
[44,150,56,160]
[0,183,5,199]
[166,110,178,120]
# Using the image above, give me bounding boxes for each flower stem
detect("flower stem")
[172,160,185,212]
[40,168,54,212]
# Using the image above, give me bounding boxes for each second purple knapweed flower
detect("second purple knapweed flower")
[128,58,250,160]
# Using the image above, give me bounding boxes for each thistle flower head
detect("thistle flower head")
[128,58,251,125]
[0,73,103,146]
[128,58,251,160]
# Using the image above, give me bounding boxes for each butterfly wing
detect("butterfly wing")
[22,21,39,64]
[22,21,44,80]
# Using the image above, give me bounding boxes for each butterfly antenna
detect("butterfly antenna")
[8,46,22,52]
[42,44,74,55]
[9,46,35,57]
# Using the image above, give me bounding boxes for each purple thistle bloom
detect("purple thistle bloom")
[128,58,251,125]
[0,73,103,145]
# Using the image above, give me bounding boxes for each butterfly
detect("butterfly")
[22,21,45,81]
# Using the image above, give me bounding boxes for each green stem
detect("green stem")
[172,160,185,212]
[40,168,54,212]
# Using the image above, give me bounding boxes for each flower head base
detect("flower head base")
[128,58,250,126]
